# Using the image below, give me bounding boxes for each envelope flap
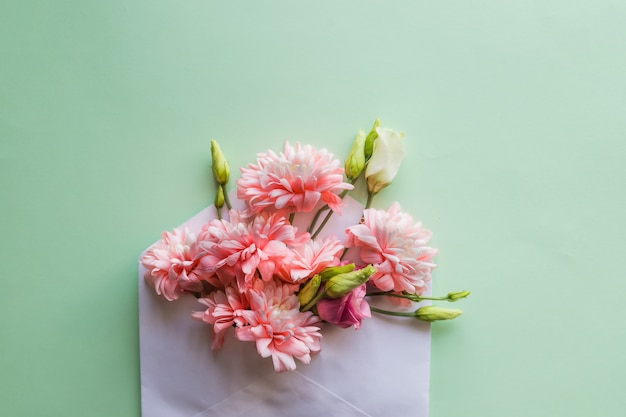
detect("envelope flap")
[196,371,373,417]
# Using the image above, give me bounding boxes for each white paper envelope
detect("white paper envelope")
[139,197,431,417]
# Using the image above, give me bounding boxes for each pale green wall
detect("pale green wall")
[2,1,625,416]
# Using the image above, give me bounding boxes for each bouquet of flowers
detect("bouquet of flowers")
[140,120,469,372]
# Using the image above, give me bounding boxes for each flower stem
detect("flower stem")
[367,291,451,302]
[223,185,233,210]
[289,212,295,225]
[365,192,375,209]
[369,306,416,318]
[310,187,353,239]
[308,205,330,233]
[311,208,334,240]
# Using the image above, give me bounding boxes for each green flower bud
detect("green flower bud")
[297,274,322,306]
[415,306,463,322]
[210,139,230,186]
[214,185,225,209]
[364,118,381,161]
[447,290,471,301]
[344,130,366,182]
[324,265,376,298]
[319,263,355,281]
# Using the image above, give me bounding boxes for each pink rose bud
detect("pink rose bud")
[317,284,371,329]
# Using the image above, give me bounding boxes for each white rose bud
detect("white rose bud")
[365,127,406,194]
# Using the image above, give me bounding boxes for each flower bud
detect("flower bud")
[324,265,376,298]
[214,185,225,209]
[317,283,371,329]
[344,130,366,182]
[447,290,471,301]
[297,274,322,306]
[365,127,406,194]
[319,263,355,281]
[210,139,230,186]
[415,306,463,322]
[364,118,381,161]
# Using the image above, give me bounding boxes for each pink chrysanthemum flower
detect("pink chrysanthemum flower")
[235,281,322,372]
[198,211,309,291]
[277,236,344,283]
[237,142,353,214]
[345,202,438,294]
[193,286,249,350]
[140,227,205,301]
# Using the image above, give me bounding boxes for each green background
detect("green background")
[2,1,625,416]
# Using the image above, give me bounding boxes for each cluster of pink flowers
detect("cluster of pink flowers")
[141,130,440,372]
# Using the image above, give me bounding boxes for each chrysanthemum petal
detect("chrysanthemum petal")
[345,204,437,294]
[237,142,353,214]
